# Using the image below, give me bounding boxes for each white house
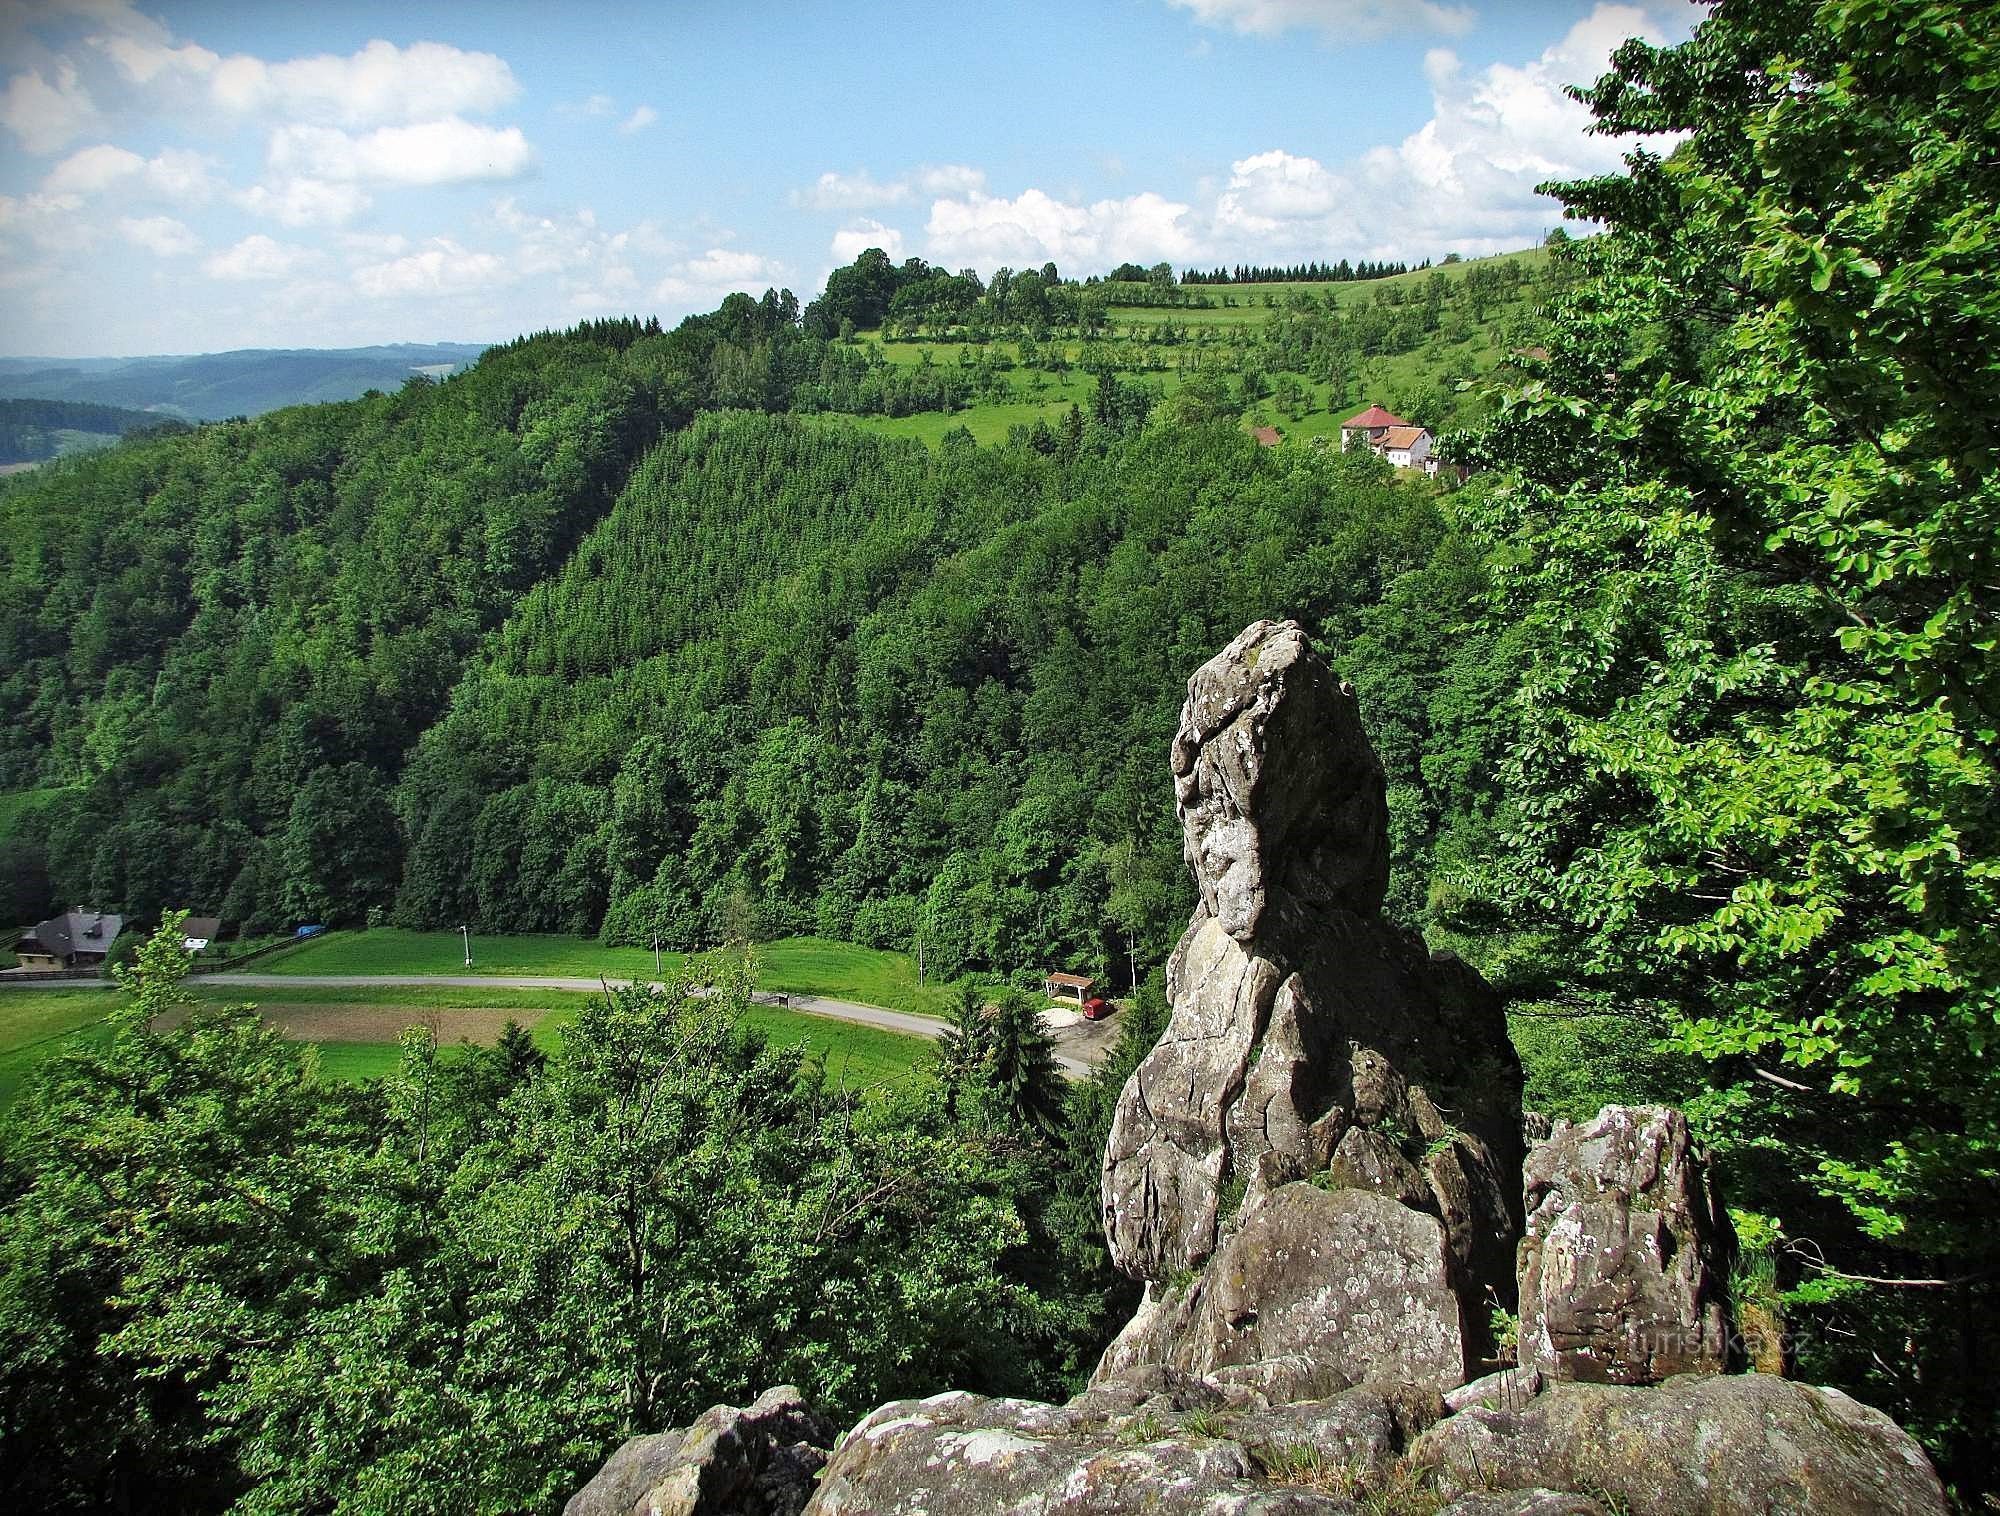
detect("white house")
[1339,404,1438,473]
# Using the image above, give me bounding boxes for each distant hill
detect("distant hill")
[0,342,489,423]
[0,398,190,467]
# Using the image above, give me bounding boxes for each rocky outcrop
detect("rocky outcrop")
[564,1386,829,1516]
[562,622,1951,1516]
[1415,1373,1949,1516]
[1097,1185,1466,1398]
[801,1377,1419,1516]
[1517,1105,1734,1384]
[1100,619,1524,1382]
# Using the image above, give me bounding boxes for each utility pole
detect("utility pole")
[460,925,471,968]
[916,935,925,988]
[652,932,661,980]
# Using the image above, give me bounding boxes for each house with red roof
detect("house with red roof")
[1340,403,1439,473]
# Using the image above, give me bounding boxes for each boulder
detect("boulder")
[1414,1373,1948,1516]
[1098,1185,1467,1396]
[1437,1496,1607,1516]
[563,1385,830,1516]
[800,1389,1372,1515]
[1517,1105,1734,1385]
[1100,619,1524,1384]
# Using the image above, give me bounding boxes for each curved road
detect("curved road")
[1,969,1100,1078]
[197,972,1097,1079]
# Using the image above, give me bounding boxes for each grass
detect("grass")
[0,952,936,1120]
[246,929,949,1016]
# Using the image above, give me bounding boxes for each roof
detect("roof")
[1340,404,1408,430]
[1045,971,1095,988]
[181,917,222,942]
[1251,426,1282,447]
[1382,426,1429,449]
[19,909,124,959]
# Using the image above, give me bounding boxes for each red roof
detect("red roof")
[1340,404,1408,430]
[1251,426,1282,446]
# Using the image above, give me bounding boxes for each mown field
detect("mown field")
[0,974,933,1111]
[245,930,949,1013]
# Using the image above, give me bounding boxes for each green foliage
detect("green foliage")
[1462,0,2000,1484]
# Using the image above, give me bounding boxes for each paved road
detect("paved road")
[2,969,1097,1080]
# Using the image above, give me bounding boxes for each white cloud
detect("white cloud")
[118,215,198,256]
[926,188,1197,268]
[0,191,89,253]
[204,234,318,282]
[0,60,99,153]
[1203,3,1685,262]
[1166,0,1474,42]
[795,163,986,210]
[654,248,787,304]
[210,38,518,126]
[41,143,143,195]
[269,117,536,187]
[237,177,371,227]
[831,220,905,264]
[619,104,657,135]
[352,237,508,298]
[559,93,617,118]
[42,143,219,202]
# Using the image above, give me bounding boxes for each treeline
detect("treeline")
[0,920,1157,1511]
[0,397,186,463]
[1181,259,1420,284]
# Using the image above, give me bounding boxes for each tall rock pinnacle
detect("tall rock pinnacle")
[1100,619,1525,1393]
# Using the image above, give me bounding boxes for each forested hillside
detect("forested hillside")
[0,399,184,466]
[0,0,1994,1501]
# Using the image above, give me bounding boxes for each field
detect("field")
[247,929,950,1014]
[0,974,933,1110]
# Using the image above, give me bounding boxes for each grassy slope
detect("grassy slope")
[838,247,1547,447]
[247,929,949,1015]
[0,971,931,1110]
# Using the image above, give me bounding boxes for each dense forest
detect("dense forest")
[0,399,185,465]
[0,0,1994,1506]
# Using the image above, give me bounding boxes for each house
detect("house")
[1043,970,1095,1007]
[180,916,223,953]
[1338,403,1410,453]
[14,909,124,972]
[1381,424,1432,470]
[1340,403,1439,474]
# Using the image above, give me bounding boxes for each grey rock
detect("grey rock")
[1442,1364,1541,1415]
[564,1385,829,1516]
[1438,1495,1607,1516]
[1518,1105,1734,1385]
[1101,1185,1467,1396]
[1415,1373,1947,1516]
[801,1390,1361,1515]
[1100,619,1524,1386]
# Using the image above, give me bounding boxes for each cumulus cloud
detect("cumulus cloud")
[1202,3,1684,262]
[0,190,89,254]
[118,215,198,256]
[0,60,99,152]
[269,117,536,187]
[1166,0,1474,42]
[831,220,905,264]
[237,177,371,227]
[926,188,1197,268]
[654,248,787,304]
[795,163,985,211]
[86,22,519,126]
[619,105,657,135]
[352,237,508,298]
[42,143,218,201]
[204,233,318,281]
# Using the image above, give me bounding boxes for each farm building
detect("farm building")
[1043,970,1095,1006]
[1340,403,1440,473]
[14,909,123,972]
[181,916,223,952]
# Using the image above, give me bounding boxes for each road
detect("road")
[3,969,1099,1079]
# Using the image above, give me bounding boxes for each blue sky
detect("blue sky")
[0,0,1695,356]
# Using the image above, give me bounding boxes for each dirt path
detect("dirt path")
[155,1002,550,1044]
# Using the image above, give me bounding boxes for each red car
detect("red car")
[1082,997,1111,1021]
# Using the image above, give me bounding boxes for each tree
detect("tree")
[280,763,400,924]
[1461,0,1999,1483]
[983,989,1066,1136]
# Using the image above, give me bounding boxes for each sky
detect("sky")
[0,0,1697,357]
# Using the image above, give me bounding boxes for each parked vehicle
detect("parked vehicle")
[294,923,326,939]
[1082,996,1111,1021]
